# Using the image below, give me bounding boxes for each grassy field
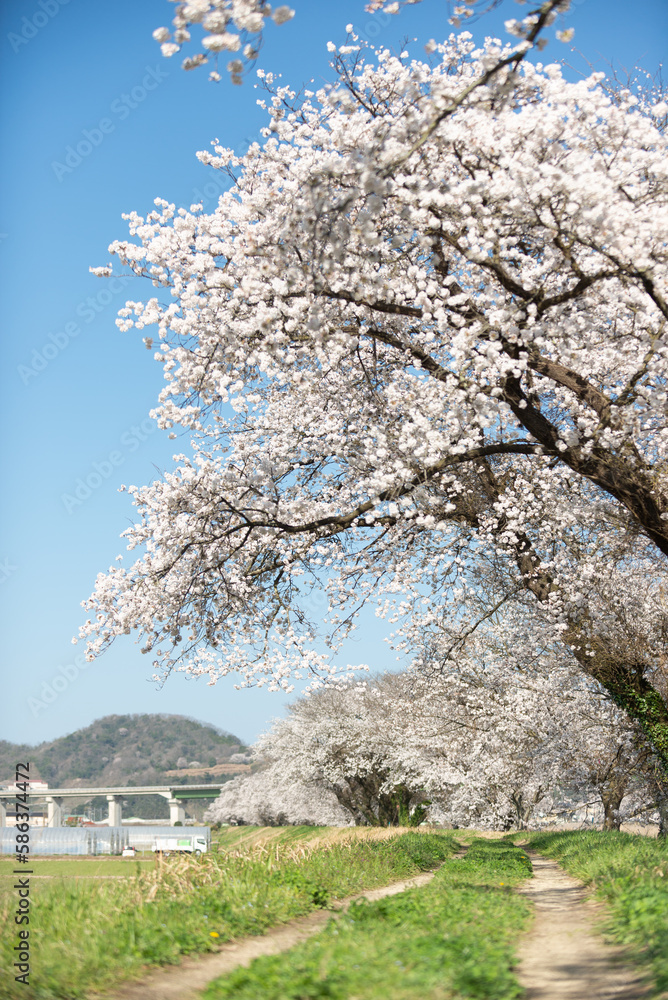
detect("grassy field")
[527,830,668,995]
[0,825,411,885]
[203,839,534,1000]
[0,854,157,879]
[3,827,664,1000]
[0,829,455,999]
[0,826,353,882]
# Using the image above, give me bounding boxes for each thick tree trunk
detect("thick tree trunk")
[509,785,545,829]
[332,775,385,826]
[331,775,424,827]
[600,785,625,831]
[564,638,668,781]
[510,791,528,829]
[493,487,668,773]
[651,779,668,839]
[657,798,668,839]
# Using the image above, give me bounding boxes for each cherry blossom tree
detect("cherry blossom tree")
[81,20,668,770]
[252,678,438,826]
[204,763,351,825]
[206,661,661,829]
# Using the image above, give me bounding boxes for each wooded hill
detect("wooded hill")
[0,714,247,820]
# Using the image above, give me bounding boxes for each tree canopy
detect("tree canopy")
[207,661,662,829]
[80,9,668,770]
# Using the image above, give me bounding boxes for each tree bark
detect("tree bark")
[600,782,625,831]
[650,778,668,839]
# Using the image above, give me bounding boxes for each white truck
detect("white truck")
[152,834,209,856]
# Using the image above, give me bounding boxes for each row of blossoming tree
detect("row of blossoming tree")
[205,646,664,830]
[79,0,668,827]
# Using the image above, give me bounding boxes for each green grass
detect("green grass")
[203,839,534,1000]
[0,830,455,999]
[0,854,157,881]
[527,830,668,995]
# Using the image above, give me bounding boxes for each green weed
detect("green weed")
[0,831,454,999]
[203,839,533,1000]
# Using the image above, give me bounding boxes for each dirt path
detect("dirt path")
[516,851,650,999]
[99,868,440,1000]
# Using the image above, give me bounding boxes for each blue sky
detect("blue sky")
[1,0,666,752]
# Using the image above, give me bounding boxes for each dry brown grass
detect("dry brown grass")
[216,824,444,854]
[121,825,449,906]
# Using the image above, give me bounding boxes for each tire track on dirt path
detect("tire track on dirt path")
[515,850,650,1000]
[98,858,461,1000]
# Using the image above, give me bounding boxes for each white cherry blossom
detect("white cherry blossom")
[153,0,294,80]
[83,30,668,771]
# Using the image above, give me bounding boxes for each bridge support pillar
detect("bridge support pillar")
[45,796,64,827]
[106,795,123,827]
[0,800,6,827]
[168,798,186,826]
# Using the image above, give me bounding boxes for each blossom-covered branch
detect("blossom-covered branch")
[82,32,668,767]
[153,0,294,83]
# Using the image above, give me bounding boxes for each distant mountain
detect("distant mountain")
[0,714,247,820]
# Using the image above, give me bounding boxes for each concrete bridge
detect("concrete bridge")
[0,784,225,827]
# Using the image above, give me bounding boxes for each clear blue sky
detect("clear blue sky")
[1,0,665,751]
